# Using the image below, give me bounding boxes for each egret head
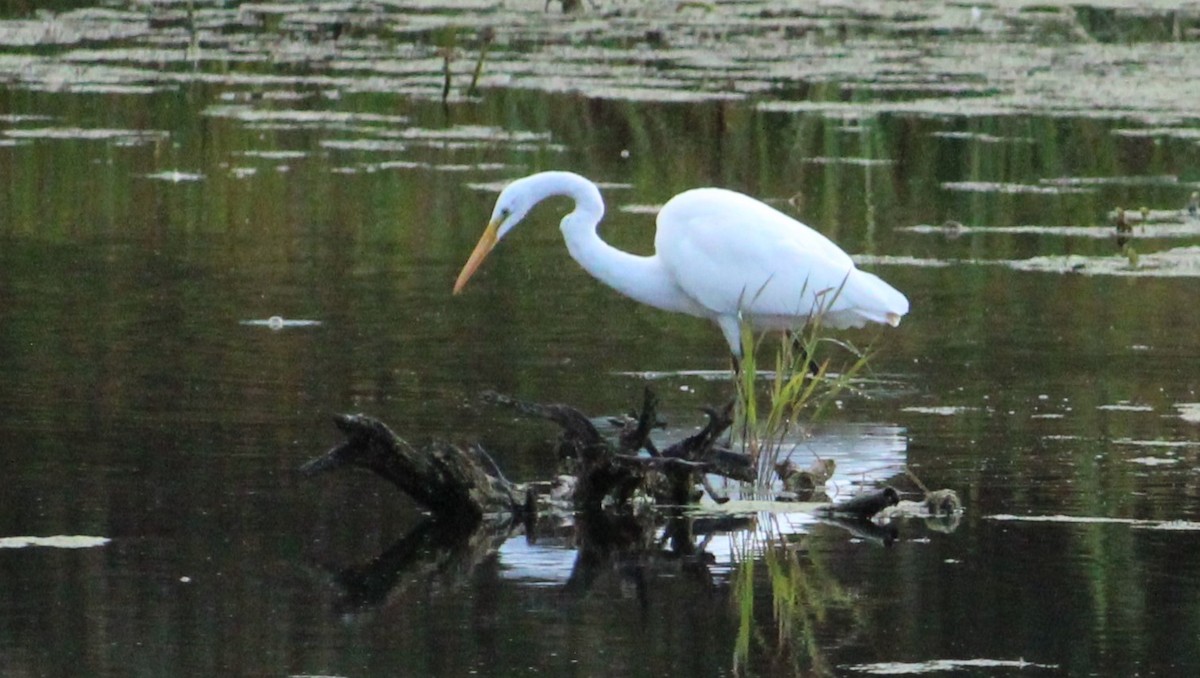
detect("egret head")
[453,179,536,294]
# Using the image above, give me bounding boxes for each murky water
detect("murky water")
[3,1,1200,676]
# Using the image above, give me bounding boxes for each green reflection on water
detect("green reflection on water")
[732,524,858,677]
[3,1,1200,676]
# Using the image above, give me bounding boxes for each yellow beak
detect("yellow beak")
[453,218,500,294]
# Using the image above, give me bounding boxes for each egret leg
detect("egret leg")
[785,331,821,377]
[728,353,751,448]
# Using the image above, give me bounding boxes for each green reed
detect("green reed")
[733,314,870,498]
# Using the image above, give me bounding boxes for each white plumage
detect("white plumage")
[454,171,908,357]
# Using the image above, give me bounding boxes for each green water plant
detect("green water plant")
[733,313,871,498]
[466,27,494,97]
[1113,207,1139,268]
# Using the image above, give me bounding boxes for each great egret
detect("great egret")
[453,171,909,357]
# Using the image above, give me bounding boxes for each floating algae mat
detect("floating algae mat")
[0,1,1195,122]
[1000,246,1200,277]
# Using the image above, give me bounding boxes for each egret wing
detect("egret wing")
[656,188,906,328]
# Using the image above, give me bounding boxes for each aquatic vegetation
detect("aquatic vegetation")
[734,321,871,498]
[466,26,494,97]
[1002,246,1200,277]
[0,1,1193,119]
[4,1,1200,675]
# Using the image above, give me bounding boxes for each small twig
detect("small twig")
[619,387,660,455]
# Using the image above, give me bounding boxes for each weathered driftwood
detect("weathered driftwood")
[302,397,946,530]
[483,388,755,510]
[299,390,759,538]
[299,395,954,613]
[303,393,936,527]
[301,414,527,526]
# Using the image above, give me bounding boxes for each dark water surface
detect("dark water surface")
[4,1,1200,676]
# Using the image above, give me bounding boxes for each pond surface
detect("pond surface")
[3,1,1200,676]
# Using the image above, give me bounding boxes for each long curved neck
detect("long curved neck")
[533,172,699,315]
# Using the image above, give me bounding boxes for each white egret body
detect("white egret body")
[453,171,909,356]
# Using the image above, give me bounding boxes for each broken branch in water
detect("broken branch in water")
[483,388,754,509]
[300,413,524,526]
[298,392,962,615]
[302,391,944,527]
